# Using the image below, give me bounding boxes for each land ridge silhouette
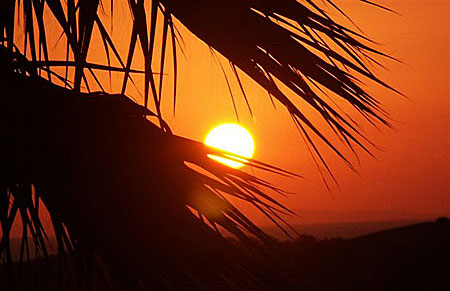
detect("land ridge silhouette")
[2,219,449,290]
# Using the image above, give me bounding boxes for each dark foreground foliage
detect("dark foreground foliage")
[2,220,449,290]
[0,46,292,289]
[1,0,401,289]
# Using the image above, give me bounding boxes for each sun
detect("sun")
[204,123,254,168]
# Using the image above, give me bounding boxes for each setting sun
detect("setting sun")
[204,123,254,168]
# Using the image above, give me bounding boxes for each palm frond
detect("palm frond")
[162,0,399,184]
[3,1,397,180]
[0,0,398,288]
[0,46,292,288]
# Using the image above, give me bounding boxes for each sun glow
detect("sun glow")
[204,123,254,168]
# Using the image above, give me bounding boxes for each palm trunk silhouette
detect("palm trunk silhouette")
[0,0,396,289]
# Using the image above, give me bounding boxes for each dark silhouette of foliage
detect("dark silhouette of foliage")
[2,220,448,290]
[0,0,397,289]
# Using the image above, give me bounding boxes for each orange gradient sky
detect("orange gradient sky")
[160,1,449,223]
[13,0,449,226]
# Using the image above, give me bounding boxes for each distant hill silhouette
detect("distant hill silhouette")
[265,219,429,239]
[270,218,450,290]
[290,209,442,224]
[1,219,449,290]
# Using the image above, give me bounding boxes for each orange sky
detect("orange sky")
[13,1,449,226]
[160,1,450,223]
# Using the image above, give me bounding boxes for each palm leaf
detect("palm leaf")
[0,0,398,288]
[162,0,399,184]
[0,46,294,288]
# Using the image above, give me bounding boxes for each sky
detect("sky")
[12,0,449,227]
[157,1,450,224]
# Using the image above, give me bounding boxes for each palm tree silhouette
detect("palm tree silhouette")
[0,0,396,289]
